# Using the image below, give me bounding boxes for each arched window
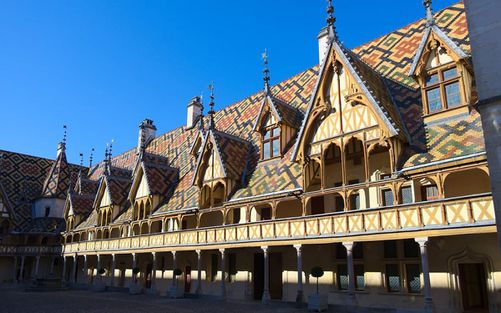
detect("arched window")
[261,113,281,160]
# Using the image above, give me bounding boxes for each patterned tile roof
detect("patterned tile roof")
[70,2,483,221]
[41,150,72,199]
[68,193,95,216]
[0,149,83,232]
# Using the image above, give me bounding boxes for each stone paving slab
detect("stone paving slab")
[0,289,305,313]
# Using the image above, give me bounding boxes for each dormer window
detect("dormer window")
[424,65,462,114]
[261,113,281,160]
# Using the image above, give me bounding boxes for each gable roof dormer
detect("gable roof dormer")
[409,25,469,79]
[41,142,73,199]
[192,129,250,188]
[292,34,408,163]
[128,153,178,203]
[408,1,469,78]
[93,171,132,210]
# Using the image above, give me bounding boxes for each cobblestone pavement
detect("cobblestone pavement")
[0,288,305,313]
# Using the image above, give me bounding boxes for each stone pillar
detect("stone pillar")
[196,250,202,294]
[71,254,77,284]
[49,256,55,275]
[94,254,102,286]
[219,249,226,299]
[61,256,67,283]
[83,255,88,284]
[169,251,177,298]
[416,237,433,312]
[131,253,137,284]
[343,242,356,304]
[34,255,41,279]
[19,256,25,282]
[150,252,157,293]
[171,251,177,288]
[110,254,116,287]
[294,244,304,306]
[12,256,18,284]
[261,246,271,304]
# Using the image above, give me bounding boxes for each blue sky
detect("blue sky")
[0,0,457,164]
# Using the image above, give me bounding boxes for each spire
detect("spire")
[78,152,84,178]
[104,143,111,176]
[199,96,205,132]
[262,49,270,94]
[89,148,94,168]
[57,125,67,157]
[424,0,435,26]
[208,83,216,130]
[326,0,337,42]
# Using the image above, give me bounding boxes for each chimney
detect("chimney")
[317,26,329,64]
[137,119,157,154]
[187,96,203,129]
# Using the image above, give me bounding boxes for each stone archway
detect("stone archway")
[447,248,497,313]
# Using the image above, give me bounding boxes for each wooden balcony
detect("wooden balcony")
[63,194,496,255]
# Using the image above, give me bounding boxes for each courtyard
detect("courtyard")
[0,288,303,313]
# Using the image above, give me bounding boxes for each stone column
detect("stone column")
[12,256,18,284]
[82,255,88,284]
[343,242,356,304]
[61,256,67,283]
[94,254,102,286]
[19,256,25,282]
[416,237,433,311]
[169,251,177,298]
[294,244,304,306]
[219,249,226,299]
[71,254,77,284]
[110,254,116,287]
[49,256,55,275]
[196,250,202,294]
[150,252,157,293]
[261,246,271,304]
[131,253,137,284]
[34,255,41,279]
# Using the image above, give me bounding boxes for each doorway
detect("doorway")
[253,253,264,300]
[459,263,488,312]
[253,252,283,301]
[184,265,192,293]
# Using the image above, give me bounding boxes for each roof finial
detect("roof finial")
[79,153,84,167]
[89,148,94,168]
[326,0,337,42]
[62,125,67,145]
[208,82,216,130]
[262,49,270,94]
[424,0,435,26]
[108,140,114,163]
[199,93,205,132]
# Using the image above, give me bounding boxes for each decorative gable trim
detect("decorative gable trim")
[92,176,112,209]
[253,94,281,132]
[189,130,206,156]
[191,131,227,187]
[291,40,403,162]
[409,25,469,77]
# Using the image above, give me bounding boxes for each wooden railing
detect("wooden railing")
[63,194,495,254]
[0,245,62,256]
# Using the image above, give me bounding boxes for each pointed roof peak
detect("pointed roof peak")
[424,0,435,27]
[207,82,216,130]
[326,0,337,43]
[262,49,271,94]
